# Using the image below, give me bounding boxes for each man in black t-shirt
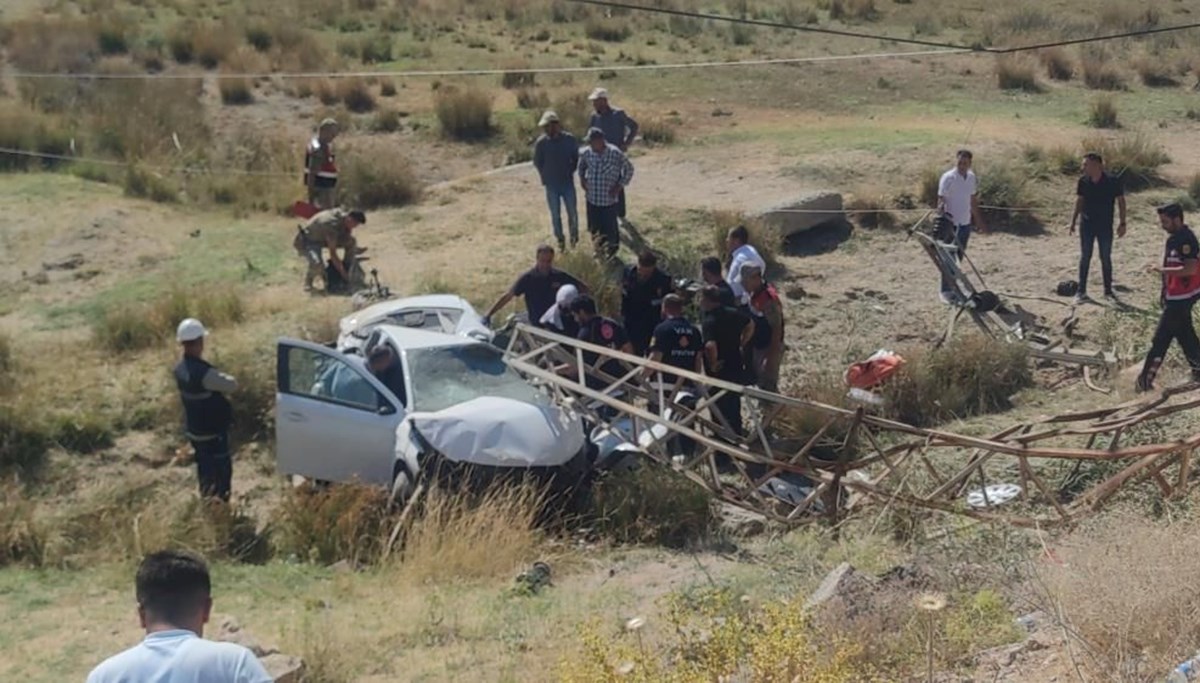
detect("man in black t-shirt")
[622,250,674,355]
[699,256,736,307]
[699,286,754,437]
[646,294,703,385]
[1069,152,1127,302]
[483,244,587,326]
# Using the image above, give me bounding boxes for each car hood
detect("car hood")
[406,396,584,468]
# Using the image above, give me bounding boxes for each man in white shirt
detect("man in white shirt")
[726,225,766,305]
[937,150,988,304]
[87,551,273,683]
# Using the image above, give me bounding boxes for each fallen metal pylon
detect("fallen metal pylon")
[505,324,1200,529]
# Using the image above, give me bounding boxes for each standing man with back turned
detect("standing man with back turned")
[1137,203,1200,392]
[1069,152,1126,303]
[305,117,339,210]
[588,87,639,224]
[533,110,580,251]
[174,318,237,503]
[86,550,272,683]
[937,150,988,304]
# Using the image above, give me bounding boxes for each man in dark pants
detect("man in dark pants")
[578,127,634,259]
[699,256,736,307]
[1069,152,1127,303]
[173,319,237,502]
[699,286,754,437]
[621,250,673,355]
[1137,203,1200,392]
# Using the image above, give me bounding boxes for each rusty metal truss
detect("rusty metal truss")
[505,323,1200,529]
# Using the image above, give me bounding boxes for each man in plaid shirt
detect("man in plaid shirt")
[578,128,634,258]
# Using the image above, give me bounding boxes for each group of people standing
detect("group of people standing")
[937,148,1200,392]
[484,225,785,435]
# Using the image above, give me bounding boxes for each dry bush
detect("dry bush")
[516,88,551,111]
[1023,143,1081,177]
[780,1,820,25]
[0,484,46,567]
[0,405,50,476]
[640,116,678,145]
[584,17,632,42]
[435,87,494,140]
[379,79,398,97]
[500,68,537,90]
[397,483,543,582]
[91,77,209,160]
[1098,4,1161,31]
[829,0,879,22]
[1039,47,1073,81]
[1088,95,1119,129]
[219,47,267,105]
[884,334,1032,427]
[337,141,421,209]
[553,92,591,138]
[338,77,376,113]
[0,334,11,382]
[1080,132,1170,190]
[358,32,393,64]
[123,165,179,203]
[4,16,100,112]
[314,79,340,105]
[274,484,396,565]
[1082,55,1126,91]
[995,56,1041,92]
[976,160,1038,231]
[193,22,242,69]
[209,343,275,443]
[370,108,402,133]
[93,287,247,354]
[846,191,898,230]
[1133,55,1180,87]
[0,101,71,170]
[555,248,623,315]
[587,466,715,548]
[219,77,254,105]
[1035,514,1200,678]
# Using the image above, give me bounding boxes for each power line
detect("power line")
[994,22,1200,53]
[5,48,968,80]
[0,146,296,177]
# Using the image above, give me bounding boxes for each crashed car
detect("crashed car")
[336,294,493,353]
[276,325,590,503]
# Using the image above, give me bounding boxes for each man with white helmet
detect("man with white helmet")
[173,319,238,502]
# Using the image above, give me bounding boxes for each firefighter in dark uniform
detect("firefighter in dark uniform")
[621,250,673,355]
[305,118,339,210]
[646,293,703,383]
[570,295,633,392]
[296,208,366,292]
[174,318,237,502]
[699,286,754,437]
[700,256,736,308]
[1137,203,1200,392]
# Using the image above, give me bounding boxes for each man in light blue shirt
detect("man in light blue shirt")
[87,551,273,683]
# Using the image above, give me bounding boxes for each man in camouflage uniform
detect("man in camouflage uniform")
[295,208,366,292]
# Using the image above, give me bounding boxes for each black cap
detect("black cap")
[569,294,597,315]
[1157,202,1184,219]
[349,210,367,224]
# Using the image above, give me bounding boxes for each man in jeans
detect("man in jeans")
[1069,152,1127,303]
[578,127,634,259]
[532,110,579,250]
[937,149,988,304]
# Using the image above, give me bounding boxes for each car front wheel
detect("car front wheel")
[389,469,414,507]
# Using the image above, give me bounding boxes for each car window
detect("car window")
[407,343,540,413]
[388,308,464,334]
[286,347,385,412]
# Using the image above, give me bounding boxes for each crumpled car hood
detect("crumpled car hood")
[406,396,584,467]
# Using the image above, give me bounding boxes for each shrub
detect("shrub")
[1080,132,1170,190]
[5,17,99,113]
[1133,55,1180,87]
[193,22,240,69]
[91,78,209,161]
[50,414,115,454]
[516,88,551,110]
[96,17,132,55]
[0,485,46,568]
[1082,57,1126,91]
[123,166,178,203]
[708,211,781,276]
[584,18,632,42]
[359,32,393,64]
[245,23,272,52]
[995,56,1041,92]
[639,116,678,145]
[435,87,494,141]
[93,302,162,353]
[379,80,397,97]
[167,23,195,63]
[1088,95,1119,129]
[0,102,71,171]
[1023,144,1079,177]
[370,108,402,133]
[829,0,878,22]
[587,466,716,547]
[274,485,396,565]
[338,77,376,113]
[884,334,1032,427]
[219,78,254,105]
[94,287,247,353]
[213,345,275,443]
[1039,47,1073,80]
[0,406,50,475]
[846,193,898,230]
[553,92,591,138]
[780,1,820,25]
[337,141,421,209]
[500,70,537,90]
[314,79,340,105]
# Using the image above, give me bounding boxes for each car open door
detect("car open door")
[275,338,404,486]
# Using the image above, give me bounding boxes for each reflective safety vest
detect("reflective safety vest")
[304,137,338,187]
[174,356,233,439]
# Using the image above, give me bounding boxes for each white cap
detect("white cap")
[588,87,609,101]
[176,318,208,343]
[556,284,579,307]
[538,110,560,127]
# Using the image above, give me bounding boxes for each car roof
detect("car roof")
[373,324,482,350]
[342,294,473,329]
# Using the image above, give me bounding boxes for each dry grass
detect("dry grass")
[884,334,1032,427]
[274,485,397,566]
[435,87,494,141]
[639,116,679,145]
[338,77,376,113]
[1088,95,1119,129]
[584,17,632,42]
[0,101,71,171]
[0,484,45,567]
[554,247,624,315]
[1035,513,1200,678]
[846,190,898,230]
[1133,54,1181,87]
[93,287,246,353]
[829,0,879,22]
[995,56,1041,92]
[587,466,716,548]
[336,140,422,209]
[1079,131,1170,190]
[1039,47,1073,81]
[1082,55,1126,91]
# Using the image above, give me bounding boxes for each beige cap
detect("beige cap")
[538,110,559,127]
[588,87,609,101]
[319,117,339,129]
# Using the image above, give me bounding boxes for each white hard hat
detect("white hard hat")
[176,318,208,343]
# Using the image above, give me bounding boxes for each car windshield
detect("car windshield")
[407,343,540,413]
